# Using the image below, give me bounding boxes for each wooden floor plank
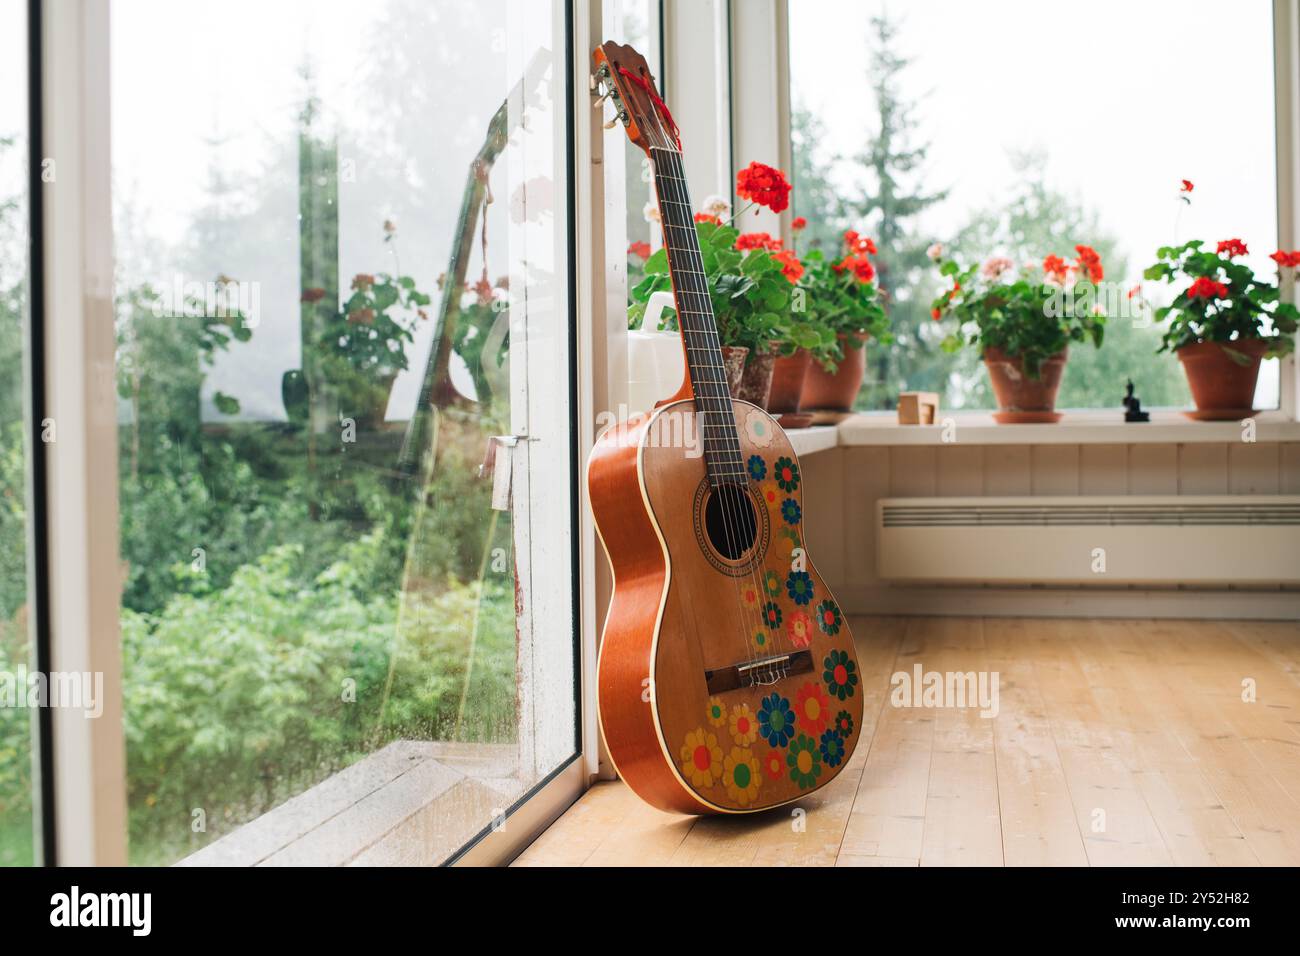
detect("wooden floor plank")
[917,618,1004,866]
[984,617,1089,866]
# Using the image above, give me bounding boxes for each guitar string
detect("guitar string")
[658,146,800,679]
[653,145,777,682]
[661,146,797,681]
[649,148,762,680]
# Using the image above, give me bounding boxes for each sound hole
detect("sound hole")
[703,482,758,560]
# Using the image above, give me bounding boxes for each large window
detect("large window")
[789,0,1281,411]
[612,1,662,295]
[0,0,36,867]
[111,0,577,865]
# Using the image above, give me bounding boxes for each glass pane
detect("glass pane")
[112,0,575,865]
[611,1,660,316]
[0,0,36,867]
[790,0,1279,410]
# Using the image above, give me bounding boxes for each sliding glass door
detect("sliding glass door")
[17,0,580,866]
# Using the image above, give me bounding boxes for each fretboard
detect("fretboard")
[651,147,745,487]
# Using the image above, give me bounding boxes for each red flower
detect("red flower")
[735,161,792,214]
[795,681,831,736]
[1043,254,1070,282]
[930,307,942,321]
[1074,245,1104,283]
[1216,238,1248,258]
[791,216,807,231]
[735,231,783,251]
[694,212,721,225]
[300,287,326,303]
[627,241,651,260]
[842,229,876,255]
[1180,179,1194,193]
[835,253,875,284]
[1187,276,1229,301]
[762,748,785,781]
[1271,249,1300,268]
[771,248,804,284]
[351,273,376,292]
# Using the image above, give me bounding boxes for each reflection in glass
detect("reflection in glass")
[0,0,35,867]
[113,0,573,865]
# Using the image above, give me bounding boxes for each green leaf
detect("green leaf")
[212,392,240,415]
[643,248,670,275]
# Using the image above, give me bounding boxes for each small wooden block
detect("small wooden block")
[897,391,939,425]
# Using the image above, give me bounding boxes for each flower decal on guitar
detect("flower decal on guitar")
[786,610,814,649]
[834,710,854,738]
[757,692,797,748]
[706,697,727,727]
[819,729,846,768]
[761,601,782,629]
[744,412,774,448]
[786,570,814,605]
[762,569,782,597]
[773,456,800,492]
[815,599,842,636]
[723,747,762,806]
[795,681,831,736]
[746,454,767,481]
[741,581,762,610]
[787,734,822,789]
[780,498,802,525]
[729,703,760,746]
[681,728,724,789]
[752,629,772,653]
[762,748,785,781]
[823,649,859,700]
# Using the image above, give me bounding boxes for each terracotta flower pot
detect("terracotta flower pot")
[352,372,398,430]
[983,346,1068,424]
[767,349,812,415]
[720,346,750,398]
[733,346,773,406]
[1176,338,1268,420]
[801,333,868,412]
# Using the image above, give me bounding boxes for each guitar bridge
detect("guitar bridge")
[704,649,813,694]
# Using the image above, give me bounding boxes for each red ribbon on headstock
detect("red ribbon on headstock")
[618,66,681,149]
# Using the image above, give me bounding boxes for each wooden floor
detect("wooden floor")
[514,616,1300,866]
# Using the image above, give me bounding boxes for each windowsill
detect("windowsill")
[785,410,1300,452]
[174,740,524,867]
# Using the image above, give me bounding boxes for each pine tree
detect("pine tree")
[844,11,950,409]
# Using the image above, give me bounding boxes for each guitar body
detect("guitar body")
[592,399,863,814]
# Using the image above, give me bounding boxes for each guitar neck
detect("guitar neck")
[651,147,745,486]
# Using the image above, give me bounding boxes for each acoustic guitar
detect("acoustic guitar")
[589,42,863,814]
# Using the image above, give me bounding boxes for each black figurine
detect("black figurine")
[1123,379,1150,422]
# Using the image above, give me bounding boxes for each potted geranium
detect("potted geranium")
[1142,239,1298,418]
[316,270,433,428]
[795,225,891,412]
[931,245,1106,423]
[629,166,801,408]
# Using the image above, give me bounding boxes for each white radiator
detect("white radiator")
[876,495,1300,585]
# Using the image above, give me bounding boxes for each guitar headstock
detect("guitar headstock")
[593,41,679,156]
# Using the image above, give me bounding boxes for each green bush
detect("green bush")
[123,530,517,865]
